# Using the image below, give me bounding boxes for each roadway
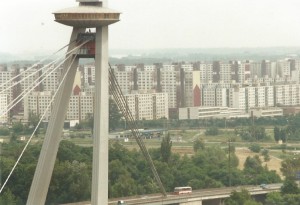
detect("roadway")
[107,183,282,205]
[61,184,281,205]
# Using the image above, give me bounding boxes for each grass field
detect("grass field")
[58,127,300,179]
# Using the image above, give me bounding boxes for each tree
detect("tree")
[251,126,267,141]
[281,177,300,195]
[238,126,267,141]
[243,156,263,184]
[283,194,300,205]
[281,157,300,178]
[85,113,94,133]
[249,144,261,153]
[10,132,18,142]
[11,122,24,134]
[28,111,41,136]
[265,192,284,205]
[273,126,280,142]
[0,189,19,204]
[109,98,122,131]
[261,149,270,162]
[47,160,91,204]
[205,126,219,136]
[160,133,172,163]
[0,128,10,136]
[193,137,205,152]
[280,129,287,143]
[225,189,262,205]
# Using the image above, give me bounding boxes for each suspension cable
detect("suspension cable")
[0,42,80,95]
[0,40,89,118]
[0,40,76,90]
[0,56,70,118]
[108,65,167,197]
[0,52,79,194]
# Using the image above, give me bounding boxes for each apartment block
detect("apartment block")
[0,94,8,124]
[124,92,168,121]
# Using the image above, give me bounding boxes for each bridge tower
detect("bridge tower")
[26,1,120,204]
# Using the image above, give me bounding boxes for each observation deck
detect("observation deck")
[53,0,120,27]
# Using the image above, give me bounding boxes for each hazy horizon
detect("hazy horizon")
[1,0,300,55]
[1,46,300,65]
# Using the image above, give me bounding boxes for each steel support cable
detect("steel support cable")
[108,66,167,196]
[0,41,90,118]
[0,40,76,90]
[0,52,79,194]
[108,69,151,157]
[0,55,70,118]
[0,41,80,95]
[109,70,166,196]
[108,70,145,150]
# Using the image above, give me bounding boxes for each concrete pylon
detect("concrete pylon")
[27,27,84,205]
[27,0,120,204]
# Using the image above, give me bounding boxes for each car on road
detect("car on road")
[117,200,127,205]
[260,184,268,189]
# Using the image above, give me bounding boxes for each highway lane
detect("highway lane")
[108,184,282,205]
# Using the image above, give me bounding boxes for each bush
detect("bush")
[249,144,261,153]
[205,127,219,136]
[0,128,10,136]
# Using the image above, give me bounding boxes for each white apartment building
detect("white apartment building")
[20,67,39,93]
[0,94,8,124]
[162,64,175,70]
[161,69,178,108]
[265,86,275,107]
[199,63,213,83]
[67,93,94,121]
[274,84,300,106]
[202,87,216,107]
[24,91,94,122]
[250,62,262,78]
[144,65,156,71]
[114,70,133,95]
[274,86,283,106]
[0,70,13,102]
[245,87,256,111]
[24,91,52,122]
[220,63,231,83]
[215,88,227,107]
[179,106,247,120]
[137,70,154,91]
[256,87,266,107]
[184,70,194,107]
[181,64,193,71]
[250,107,283,118]
[228,87,246,110]
[238,62,251,83]
[125,92,168,120]
[42,65,61,92]
[83,65,95,86]
[277,60,291,78]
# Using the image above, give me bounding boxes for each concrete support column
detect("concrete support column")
[91,26,109,205]
[27,27,84,205]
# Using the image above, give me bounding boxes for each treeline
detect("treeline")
[273,113,300,141]
[127,114,292,131]
[0,138,281,204]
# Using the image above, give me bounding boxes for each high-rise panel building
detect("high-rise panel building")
[124,92,168,120]
[0,94,8,124]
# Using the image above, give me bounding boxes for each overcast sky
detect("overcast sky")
[1,0,300,54]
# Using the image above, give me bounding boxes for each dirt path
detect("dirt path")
[235,148,283,178]
[172,146,284,179]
